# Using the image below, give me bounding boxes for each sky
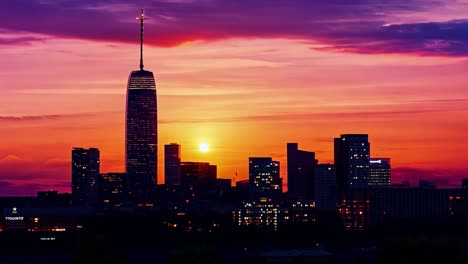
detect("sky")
[1,0,468,195]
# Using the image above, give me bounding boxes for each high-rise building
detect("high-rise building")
[249,157,282,202]
[314,163,337,211]
[369,158,391,187]
[165,143,181,185]
[71,148,100,207]
[126,10,157,202]
[287,143,316,201]
[334,134,370,192]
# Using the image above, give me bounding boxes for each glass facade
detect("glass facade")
[369,158,391,187]
[335,134,370,191]
[71,148,100,207]
[126,69,157,200]
[164,143,181,185]
[249,157,282,202]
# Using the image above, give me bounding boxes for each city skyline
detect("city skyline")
[2,1,468,195]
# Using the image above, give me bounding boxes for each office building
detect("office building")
[126,10,157,202]
[369,188,462,225]
[369,158,391,187]
[249,157,282,202]
[462,178,468,189]
[314,163,337,211]
[180,162,217,200]
[234,199,286,231]
[71,148,100,207]
[180,162,217,187]
[165,143,181,185]
[287,143,316,201]
[334,134,370,192]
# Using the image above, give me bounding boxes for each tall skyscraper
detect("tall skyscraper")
[369,158,391,187]
[165,143,181,185]
[334,134,370,192]
[249,157,282,202]
[287,143,316,201]
[71,147,100,207]
[126,10,157,202]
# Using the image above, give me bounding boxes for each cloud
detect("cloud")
[0,181,68,196]
[159,108,441,124]
[0,36,46,45]
[0,112,115,122]
[0,157,69,181]
[0,115,67,121]
[1,0,467,56]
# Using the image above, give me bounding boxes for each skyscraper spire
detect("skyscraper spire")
[136,8,147,70]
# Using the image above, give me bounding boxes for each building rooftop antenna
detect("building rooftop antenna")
[136,8,148,70]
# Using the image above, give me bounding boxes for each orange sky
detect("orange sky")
[1,35,468,194]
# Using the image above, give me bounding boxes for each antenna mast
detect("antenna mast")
[136,9,147,70]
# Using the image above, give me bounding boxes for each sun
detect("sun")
[199,143,209,153]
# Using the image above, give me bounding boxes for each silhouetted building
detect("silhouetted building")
[287,143,315,201]
[334,134,370,192]
[369,188,462,225]
[419,179,436,189]
[126,10,157,203]
[37,191,71,207]
[156,184,186,212]
[165,143,181,185]
[288,201,317,224]
[335,135,370,229]
[314,164,337,211]
[249,157,282,202]
[462,178,468,189]
[71,148,100,207]
[236,180,250,201]
[338,190,370,230]
[369,158,391,187]
[234,199,286,231]
[215,178,232,193]
[180,162,217,199]
[99,173,126,207]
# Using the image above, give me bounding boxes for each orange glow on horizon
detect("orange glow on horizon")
[1,37,468,194]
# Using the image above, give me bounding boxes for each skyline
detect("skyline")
[1,1,468,195]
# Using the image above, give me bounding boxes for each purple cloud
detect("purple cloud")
[0,0,467,55]
[0,156,70,195]
[0,36,46,45]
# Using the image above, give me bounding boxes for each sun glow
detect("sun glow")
[199,143,209,152]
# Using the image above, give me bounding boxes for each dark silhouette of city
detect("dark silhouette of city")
[1,7,468,264]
